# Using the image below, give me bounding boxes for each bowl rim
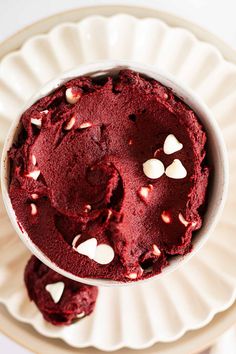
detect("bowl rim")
[1,59,229,287]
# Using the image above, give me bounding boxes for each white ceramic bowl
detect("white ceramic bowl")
[1,60,228,287]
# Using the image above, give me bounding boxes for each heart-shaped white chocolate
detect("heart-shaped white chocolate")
[76,238,97,260]
[163,134,183,155]
[165,159,187,179]
[45,282,65,303]
[26,170,40,180]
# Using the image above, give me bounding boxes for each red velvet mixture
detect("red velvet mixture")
[24,256,98,325]
[9,70,209,282]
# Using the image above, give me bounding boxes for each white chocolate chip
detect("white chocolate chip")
[138,184,153,201]
[139,187,149,199]
[143,159,165,179]
[72,234,81,249]
[161,210,172,224]
[31,110,48,127]
[178,213,197,228]
[126,273,137,280]
[106,209,112,220]
[45,282,65,303]
[26,170,40,180]
[94,244,115,265]
[41,110,49,114]
[65,88,81,104]
[84,204,92,212]
[79,122,92,129]
[76,238,97,259]
[31,193,39,200]
[30,203,37,216]
[64,116,76,130]
[73,236,114,264]
[163,93,169,100]
[153,244,161,256]
[32,154,37,166]
[77,312,85,319]
[163,134,183,155]
[128,139,133,145]
[178,213,189,227]
[31,118,42,128]
[165,159,187,179]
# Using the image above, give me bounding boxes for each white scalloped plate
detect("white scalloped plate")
[0,14,236,352]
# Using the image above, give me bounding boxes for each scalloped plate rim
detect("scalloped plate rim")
[0,13,236,352]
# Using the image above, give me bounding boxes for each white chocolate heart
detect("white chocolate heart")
[163,134,183,155]
[143,159,165,179]
[31,118,42,128]
[94,244,115,265]
[45,282,65,303]
[165,159,187,179]
[26,170,40,180]
[76,238,97,259]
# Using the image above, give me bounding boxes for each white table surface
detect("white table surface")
[0,0,236,353]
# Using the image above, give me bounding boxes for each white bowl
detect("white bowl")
[1,60,229,287]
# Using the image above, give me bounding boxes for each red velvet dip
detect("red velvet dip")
[9,70,209,282]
